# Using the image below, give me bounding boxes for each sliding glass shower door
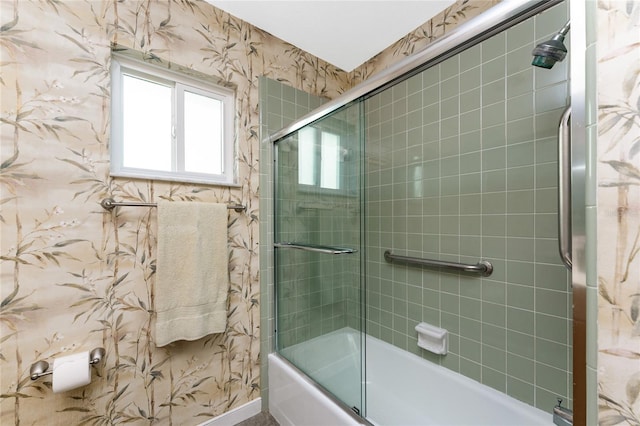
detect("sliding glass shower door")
[271,2,574,422]
[362,1,573,419]
[274,101,364,414]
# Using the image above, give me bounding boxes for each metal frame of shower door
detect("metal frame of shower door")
[269,1,564,145]
[569,1,588,424]
[358,98,368,419]
[269,0,587,423]
[271,135,371,426]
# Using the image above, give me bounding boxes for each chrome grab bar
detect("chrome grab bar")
[274,242,357,255]
[384,250,493,276]
[558,106,572,269]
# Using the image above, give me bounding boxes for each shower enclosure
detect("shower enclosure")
[269,0,584,424]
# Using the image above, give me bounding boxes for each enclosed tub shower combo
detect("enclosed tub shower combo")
[266,1,585,425]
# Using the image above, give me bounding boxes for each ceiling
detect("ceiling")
[205,1,456,72]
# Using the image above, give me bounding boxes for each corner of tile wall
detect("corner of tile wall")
[258,77,327,410]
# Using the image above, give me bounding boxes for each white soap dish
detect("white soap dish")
[415,322,448,355]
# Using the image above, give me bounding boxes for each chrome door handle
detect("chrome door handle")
[558,106,572,269]
[274,242,357,255]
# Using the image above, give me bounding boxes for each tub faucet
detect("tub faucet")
[553,398,573,426]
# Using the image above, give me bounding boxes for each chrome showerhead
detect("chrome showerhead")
[532,21,570,69]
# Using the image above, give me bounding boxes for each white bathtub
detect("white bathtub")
[269,328,552,426]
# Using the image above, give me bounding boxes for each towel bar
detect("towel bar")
[100,198,246,213]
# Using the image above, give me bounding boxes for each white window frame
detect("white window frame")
[111,54,236,185]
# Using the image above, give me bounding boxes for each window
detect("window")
[111,53,235,185]
[297,126,345,191]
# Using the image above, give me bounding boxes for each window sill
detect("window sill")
[110,170,241,188]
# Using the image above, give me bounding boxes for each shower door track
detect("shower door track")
[269,0,563,145]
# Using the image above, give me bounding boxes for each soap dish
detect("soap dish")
[415,322,448,355]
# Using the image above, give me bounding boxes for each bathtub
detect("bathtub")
[269,328,552,426]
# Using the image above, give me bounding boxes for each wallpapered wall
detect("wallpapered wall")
[0,1,351,424]
[596,2,640,425]
[349,0,499,85]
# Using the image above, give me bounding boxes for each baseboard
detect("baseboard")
[197,398,262,426]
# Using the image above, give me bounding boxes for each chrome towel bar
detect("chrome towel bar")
[100,197,246,213]
[384,250,493,276]
[274,242,357,255]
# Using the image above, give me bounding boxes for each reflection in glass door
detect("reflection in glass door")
[274,100,364,413]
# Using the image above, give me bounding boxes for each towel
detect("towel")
[154,201,229,347]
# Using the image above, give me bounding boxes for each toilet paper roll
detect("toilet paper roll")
[52,351,91,393]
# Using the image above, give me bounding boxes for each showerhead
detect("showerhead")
[532,21,570,69]
[531,37,567,68]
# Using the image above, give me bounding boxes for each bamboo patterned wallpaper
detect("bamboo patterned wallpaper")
[0,1,350,424]
[348,0,499,85]
[597,2,640,425]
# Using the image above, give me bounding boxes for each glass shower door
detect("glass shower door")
[274,101,364,414]
[361,2,573,421]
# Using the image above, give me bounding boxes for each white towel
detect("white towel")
[154,201,229,347]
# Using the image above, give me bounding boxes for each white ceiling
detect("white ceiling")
[205,1,456,72]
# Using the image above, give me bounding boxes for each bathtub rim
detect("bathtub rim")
[268,326,553,426]
[269,352,370,425]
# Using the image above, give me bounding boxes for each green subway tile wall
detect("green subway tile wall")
[258,76,328,407]
[364,3,572,412]
[274,102,362,349]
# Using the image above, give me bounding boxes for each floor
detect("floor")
[235,411,280,426]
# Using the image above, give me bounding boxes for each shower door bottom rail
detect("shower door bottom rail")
[274,242,357,255]
[384,250,493,276]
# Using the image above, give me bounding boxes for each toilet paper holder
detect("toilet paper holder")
[30,347,105,380]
